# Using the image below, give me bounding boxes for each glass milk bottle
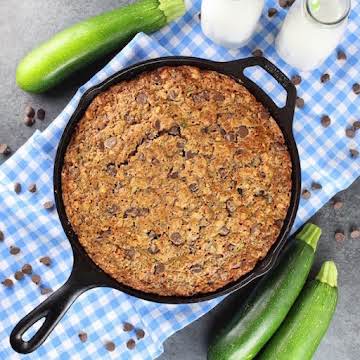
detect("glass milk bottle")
[201,0,265,49]
[276,0,351,71]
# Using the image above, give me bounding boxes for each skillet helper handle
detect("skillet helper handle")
[223,57,297,126]
[10,271,89,354]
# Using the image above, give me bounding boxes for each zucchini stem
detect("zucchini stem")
[159,0,186,22]
[316,261,338,288]
[296,223,321,251]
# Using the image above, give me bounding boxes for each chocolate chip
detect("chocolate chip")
[296,97,305,109]
[123,322,134,332]
[168,170,179,179]
[151,158,160,165]
[37,109,46,120]
[147,230,158,241]
[192,90,210,103]
[320,73,330,83]
[0,230,3,241]
[10,246,20,255]
[148,243,159,255]
[311,182,322,190]
[237,188,243,196]
[346,127,356,138]
[154,120,161,130]
[136,92,148,104]
[226,200,236,213]
[219,226,230,236]
[353,121,360,129]
[78,331,88,343]
[189,183,199,193]
[275,219,283,228]
[104,137,117,149]
[238,126,249,138]
[154,262,165,274]
[352,83,360,95]
[268,7,278,17]
[125,248,135,260]
[170,232,184,246]
[39,256,51,266]
[136,329,145,340]
[168,90,178,100]
[14,182,21,194]
[40,287,53,295]
[332,199,343,209]
[2,278,13,288]
[279,0,289,8]
[301,189,311,199]
[227,244,235,251]
[31,274,41,285]
[224,132,236,142]
[107,204,119,215]
[22,264,32,275]
[190,264,203,273]
[25,106,35,118]
[43,201,54,210]
[124,113,137,125]
[168,125,181,136]
[106,163,117,176]
[105,341,115,352]
[337,50,347,61]
[28,183,37,193]
[291,74,302,86]
[126,339,136,350]
[252,49,263,57]
[350,148,359,158]
[321,115,331,128]
[14,271,24,281]
[350,228,360,239]
[0,144,11,155]
[24,116,35,127]
[335,231,345,241]
[185,150,196,160]
[213,92,225,102]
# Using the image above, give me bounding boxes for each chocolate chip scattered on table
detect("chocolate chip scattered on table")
[296,97,305,109]
[135,329,145,340]
[320,73,330,83]
[0,230,4,241]
[14,271,24,281]
[350,149,359,158]
[268,8,278,17]
[25,106,35,118]
[0,143,11,155]
[2,278,14,288]
[332,199,343,210]
[105,341,115,352]
[22,263,33,275]
[28,183,37,193]
[352,83,360,95]
[9,245,21,255]
[24,116,35,127]
[301,189,311,199]
[43,201,54,210]
[78,331,88,343]
[311,182,322,191]
[350,228,360,239]
[31,274,41,285]
[337,50,347,61]
[346,127,356,138]
[126,339,136,350]
[40,287,53,295]
[123,322,134,332]
[14,182,21,194]
[335,231,345,242]
[37,108,46,120]
[39,256,52,266]
[321,115,331,128]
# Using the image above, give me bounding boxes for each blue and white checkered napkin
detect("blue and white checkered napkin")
[1,0,359,359]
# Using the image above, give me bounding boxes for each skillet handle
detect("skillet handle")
[223,57,297,131]
[10,268,93,354]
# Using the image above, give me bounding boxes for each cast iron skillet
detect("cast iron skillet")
[10,56,300,354]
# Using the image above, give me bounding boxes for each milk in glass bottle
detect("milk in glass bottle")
[201,0,265,48]
[276,0,351,71]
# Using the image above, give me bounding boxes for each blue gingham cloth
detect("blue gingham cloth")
[1,1,359,359]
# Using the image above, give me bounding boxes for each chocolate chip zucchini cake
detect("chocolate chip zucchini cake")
[61,65,292,296]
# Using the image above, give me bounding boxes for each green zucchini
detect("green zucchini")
[16,0,185,93]
[258,261,338,360]
[208,224,322,360]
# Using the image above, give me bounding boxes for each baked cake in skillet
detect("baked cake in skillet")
[61,65,292,296]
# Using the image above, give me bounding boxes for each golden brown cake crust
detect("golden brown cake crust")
[61,66,292,296]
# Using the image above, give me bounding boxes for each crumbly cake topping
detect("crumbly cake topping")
[62,66,292,296]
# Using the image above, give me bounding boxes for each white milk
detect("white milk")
[276,0,350,71]
[201,0,265,48]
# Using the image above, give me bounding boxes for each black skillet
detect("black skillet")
[10,56,300,354]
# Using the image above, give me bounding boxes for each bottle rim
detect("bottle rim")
[305,0,351,26]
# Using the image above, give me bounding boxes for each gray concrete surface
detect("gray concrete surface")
[0,1,359,359]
